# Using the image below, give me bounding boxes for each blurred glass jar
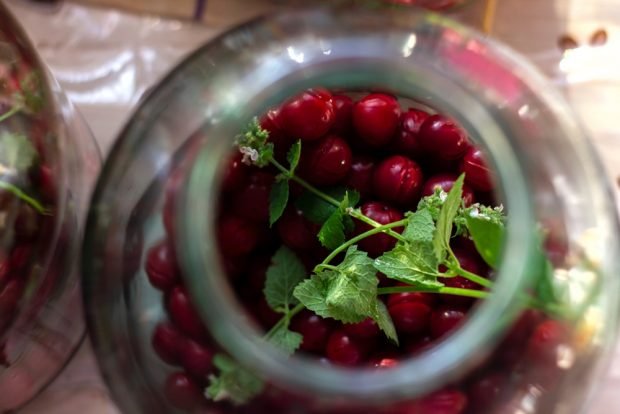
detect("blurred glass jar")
[83,5,619,414]
[0,3,100,410]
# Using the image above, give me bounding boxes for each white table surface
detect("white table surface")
[4,0,619,412]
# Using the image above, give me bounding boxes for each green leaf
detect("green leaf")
[318,209,345,250]
[374,243,443,289]
[0,132,37,174]
[286,140,301,175]
[465,215,505,268]
[268,325,303,355]
[293,246,379,324]
[403,209,435,243]
[295,186,351,223]
[237,118,274,167]
[433,174,464,262]
[206,354,265,405]
[264,247,306,312]
[343,190,360,209]
[269,179,289,226]
[19,72,44,113]
[373,300,399,344]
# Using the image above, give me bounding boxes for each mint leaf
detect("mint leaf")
[465,215,504,268]
[206,354,264,405]
[269,178,289,226]
[0,132,37,174]
[318,209,345,250]
[268,325,303,355]
[295,186,351,223]
[403,209,435,243]
[433,174,464,262]
[344,190,360,209]
[264,247,306,312]
[373,300,398,344]
[286,140,301,175]
[294,246,379,324]
[374,244,443,289]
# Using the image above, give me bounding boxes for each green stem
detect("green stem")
[317,219,409,269]
[0,105,21,123]
[264,303,305,340]
[455,267,493,288]
[347,209,408,242]
[0,180,49,214]
[378,285,489,299]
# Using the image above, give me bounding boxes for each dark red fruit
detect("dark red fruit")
[9,243,31,271]
[299,135,352,186]
[217,214,260,257]
[152,322,185,365]
[326,330,368,366]
[419,115,469,160]
[331,94,354,135]
[167,286,208,341]
[356,202,404,257]
[372,155,423,207]
[345,155,375,198]
[439,247,485,306]
[411,388,468,414]
[460,147,493,192]
[430,306,467,339]
[526,319,568,364]
[370,356,399,369]
[421,174,475,206]
[387,283,436,308]
[388,301,432,335]
[290,310,333,353]
[164,372,205,411]
[221,152,248,193]
[260,108,294,158]
[246,255,271,295]
[391,108,429,156]
[277,208,320,251]
[145,240,180,291]
[180,338,215,379]
[255,296,281,328]
[14,204,38,241]
[38,164,57,202]
[353,93,401,147]
[467,371,506,412]
[280,89,334,142]
[232,171,273,223]
[495,309,543,367]
[343,317,380,340]
[405,335,433,356]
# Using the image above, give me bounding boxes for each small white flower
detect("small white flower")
[469,207,480,218]
[439,190,448,202]
[239,146,259,165]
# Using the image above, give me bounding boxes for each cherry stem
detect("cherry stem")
[0,105,21,123]
[377,285,489,299]
[0,180,49,214]
[454,267,493,288]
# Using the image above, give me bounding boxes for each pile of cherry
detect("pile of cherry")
[147,89,567,413]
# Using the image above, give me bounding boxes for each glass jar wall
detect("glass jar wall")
[0,3,100,410]
[83,6,619,414]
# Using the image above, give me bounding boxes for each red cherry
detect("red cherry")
[9,243,32,271]
[343,317,380,340]
[460,147,494,191]
[280,89,334,142]
[387,283,436,308]
[299,135,352,186]
[430,306,467,339]
[38,165,57,202]
[355,202,404,257]
[290,310,333,353]
[467,371,506,412]
[411,388,468,414]
[277,208,320,251]
[180,338,215,379]
[221,151,248,193]
[152,321,185,365]
[326,330,368,366]
[246,255,270,295]
[353,93,401,147]
[391,108,429,156]
[495,309,543,367]
[260,108,294,158]
[331,94,354,135]
[372,155,424,207]
[145,240,180,291]
[405,335,433,356]
[388,301,431,335]
[421,173,475,206]
[439,247,485,306]
[167,286,208,341]
[345,155,375,198]
[526,319,568,364]
[419,115,469,160]
[164,372,205,411]
[217,214,260,257]
[14,204,38,241]
[232,171,273,223]
[255,296,281,329]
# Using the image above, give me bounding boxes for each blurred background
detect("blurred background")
[2,0,617,412]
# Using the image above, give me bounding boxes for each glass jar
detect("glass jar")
[82,6,619,414]
[0,3,100,410]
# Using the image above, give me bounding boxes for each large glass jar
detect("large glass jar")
[0,3,100,410]
[82,6,619,414]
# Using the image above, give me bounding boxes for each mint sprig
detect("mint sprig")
[264,246,306,314]
[268,140,302,226]
[206,354,265,405]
